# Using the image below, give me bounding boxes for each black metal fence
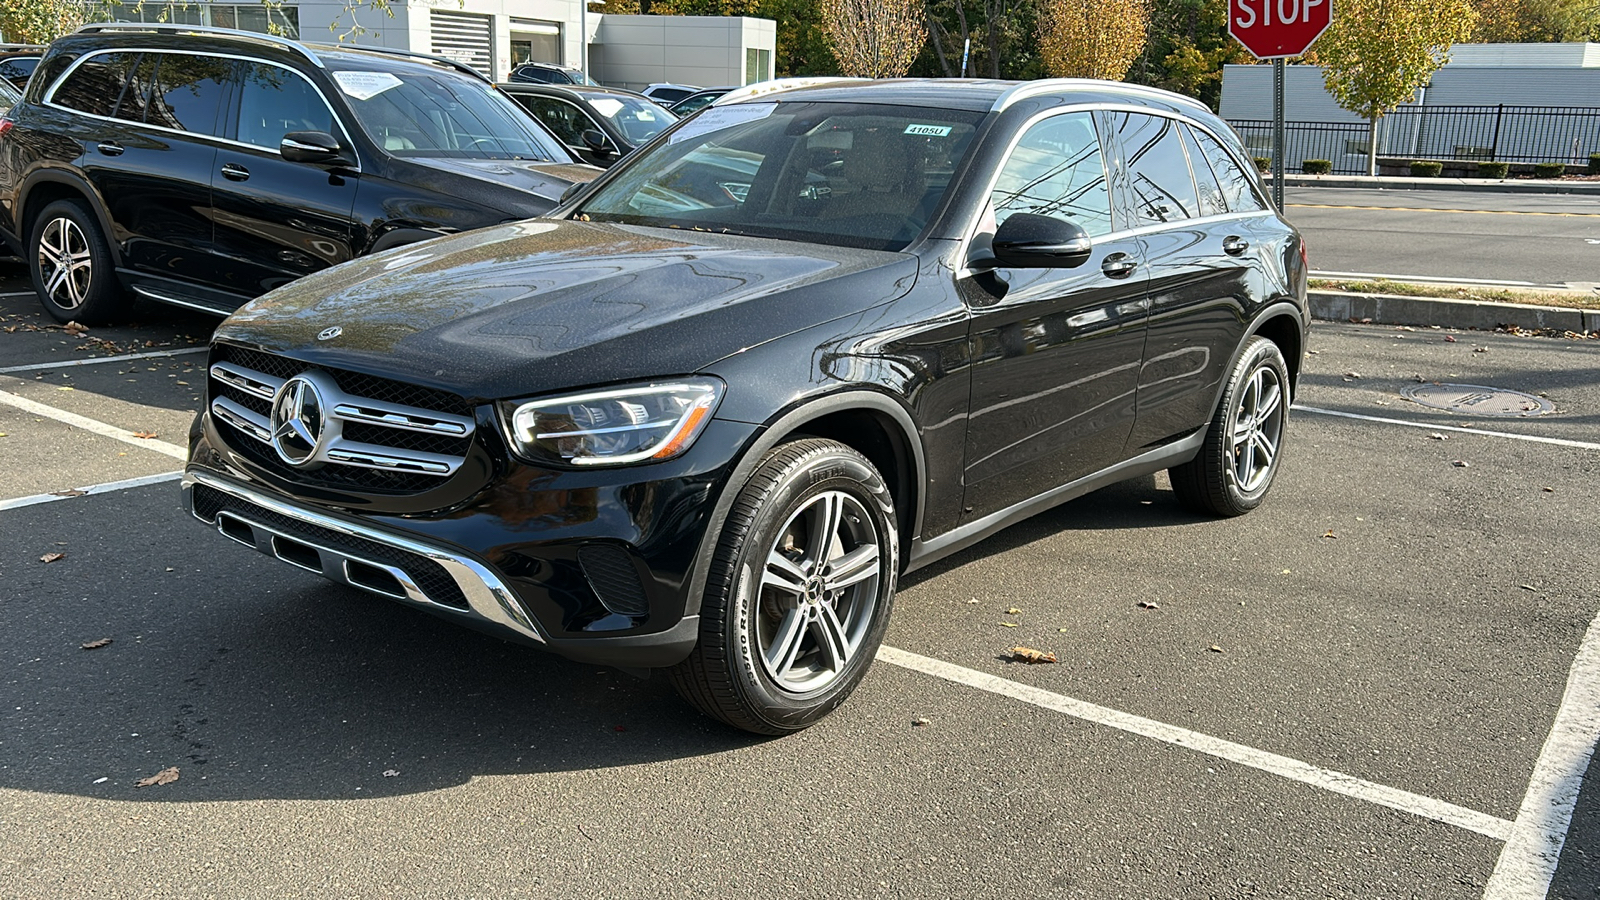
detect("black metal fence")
[1229,106,1600,174]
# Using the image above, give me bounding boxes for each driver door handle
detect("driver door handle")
[1222,236,1250,256]
[220,163,250,182]
[1101,253,1138,279]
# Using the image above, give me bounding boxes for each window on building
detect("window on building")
[745,48,771,85]
[84,3,300,38]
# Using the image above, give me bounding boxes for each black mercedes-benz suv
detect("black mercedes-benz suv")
[0,24,600,324]
[182,79,1309,734]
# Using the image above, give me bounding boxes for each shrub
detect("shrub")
[1302,159,1332,175]
[1409,160,1443,177]
[1587,152,1599,175]
[1478,161,1509,179]
[1533,162,1566,179]
[1253,156,1271,173]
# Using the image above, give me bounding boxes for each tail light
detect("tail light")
[0,118,14,140]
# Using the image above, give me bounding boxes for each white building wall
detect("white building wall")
[590,15,776,92]
[296,0,584,81]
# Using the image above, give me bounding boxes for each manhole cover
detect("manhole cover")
[1400,383,1554,416]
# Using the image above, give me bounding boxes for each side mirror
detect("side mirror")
[991,213,1093,269]
[580,129,612,155]
[281,131,353,167]
[560,180,588,204]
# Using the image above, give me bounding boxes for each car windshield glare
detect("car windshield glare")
[577,101,985,251]
[579,92,676,144]
[334,69,566,161]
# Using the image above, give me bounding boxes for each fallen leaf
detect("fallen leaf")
[1413,375,1427,382]
[93,777,108,784]
[80,638,113,650]
[1543,487,1554,493]
[39,552,65,564]
[1444,335,1457,342]
[49,489,88,498]
[132,431,159,440]
[1008,646,1058,664]
[1004,607,1022,615]
[1451,459,1470,468]
[1343,371,1361,379]
[1520,584,1537,592]
[911,717,931,727]
[1137,601,1160,610]
[1322,530,1338,539]
[135,767,179,788]
[63,321,89,336]
[57,386,74,391]
[1428,433,1446,441]
[966,598,979,604]
[999,622,1018,628]
[383,769,400,777]
[1208,645,1225,653]
[1473,347,1488,353]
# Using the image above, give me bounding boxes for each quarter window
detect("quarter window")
[1116,113,1200,225]
[237,62,338,150]
[145,53,231,135]
[991,112,1114,237]
[1190,126,1267,214]
[51,52,137,119]
[1180,124,1227,217]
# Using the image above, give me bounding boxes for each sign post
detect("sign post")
[1228,0,1334,209]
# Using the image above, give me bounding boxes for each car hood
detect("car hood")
[405,158,602,204]
[216,219,919,401]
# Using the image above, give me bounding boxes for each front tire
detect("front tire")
[669,439,898,735]
[1169,336,1290,517]
[29,199,125,325]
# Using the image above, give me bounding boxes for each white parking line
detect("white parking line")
[0,291,35,299]
[1483,614,1600,898]
[1295,405,1600,451]
[0,471,183,511]
[878,645,1514,840]
[0,389,188,459]
[0,346,207,374]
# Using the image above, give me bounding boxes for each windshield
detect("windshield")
[577,101,985,251]
[333,69,571,162]
[576,91,676,144]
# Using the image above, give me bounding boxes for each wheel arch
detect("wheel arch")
[1249,305,1306,398]
[18,171,123,267]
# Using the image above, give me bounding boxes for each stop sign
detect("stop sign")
[1229,0,1332,59]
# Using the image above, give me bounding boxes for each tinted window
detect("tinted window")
[117,53,157,124]
[991,111,1114,237]
[145,54,230,135]
[0,56,39,87]
[237,62,338,149]
[575,91,673,144]
[51,52,137,118]
[1116,113,1200,225]
[580,101,984,252]
[1190,125,1266,213]
[335,69,567,161]
[511,95,596,146]
[1179,123,1227,217]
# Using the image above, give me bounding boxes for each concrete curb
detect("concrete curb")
[1279,174,1600,194]
[1309,290,1600,333]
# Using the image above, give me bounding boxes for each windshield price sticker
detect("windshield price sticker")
[904,124,952,137]
[333,71,403,100]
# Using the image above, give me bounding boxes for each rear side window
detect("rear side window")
[1179,123,1227,217]
[1114,112,1200,225]
[51,52,138,118]
[512,95,595,146]
[145,53,231,135]
[237,62,338,149]
[991,111,1114,237]
[1190,125,1267,214]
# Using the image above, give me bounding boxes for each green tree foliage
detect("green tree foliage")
[819,0,926,76]
[1472,0,1600,41]
[1128,0,1256,109]
[919,0,1044,79]
[1,0,83,43]
[1037,0,1149,80]
[1316,0,1478,174]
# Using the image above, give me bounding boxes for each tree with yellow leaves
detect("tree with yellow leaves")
[1316,0,1478,175]
[818,0,926,78]
[1037,0,1151,81]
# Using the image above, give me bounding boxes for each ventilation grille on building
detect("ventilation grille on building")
[430,9,493,78]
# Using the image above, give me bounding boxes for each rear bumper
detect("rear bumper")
[183,469,705,667]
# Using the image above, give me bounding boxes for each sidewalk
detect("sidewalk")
[1277,173,1600,194]
[1309,289,1600,333]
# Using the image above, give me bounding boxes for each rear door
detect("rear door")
[210,60,358,299]
[960,110,1150,520]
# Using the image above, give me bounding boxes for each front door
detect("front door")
[960,110,1150,521]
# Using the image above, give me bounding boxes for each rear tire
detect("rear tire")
[1169,336,1290,517]
[668,439,898,735]
[29,199,126,325]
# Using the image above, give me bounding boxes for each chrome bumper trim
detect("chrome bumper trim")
[184,469,545,643]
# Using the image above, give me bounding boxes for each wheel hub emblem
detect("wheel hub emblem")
[270,373,334,468]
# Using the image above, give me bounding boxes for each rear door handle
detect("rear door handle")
[1222,235,1250,256]
[220,163,250,182]
[96,141,123,157]
[1101,253,1138,279]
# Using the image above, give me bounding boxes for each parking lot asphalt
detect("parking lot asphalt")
[1,267,1597,898]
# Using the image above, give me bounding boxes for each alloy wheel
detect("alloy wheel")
[1227,362,1284,493]
[37,216,93,311]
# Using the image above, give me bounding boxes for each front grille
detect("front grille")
[192,482,469,610]
[208,343,478,495]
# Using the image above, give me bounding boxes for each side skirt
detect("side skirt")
[905,431,1205,573]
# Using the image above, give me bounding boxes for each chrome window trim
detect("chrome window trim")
[44,47,359,171]
[956,103,1277,277]
[992,79,1210,116]
[75,22,322,68]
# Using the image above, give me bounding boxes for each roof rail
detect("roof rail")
[992,79,1210,114]
[74,22,323,67]
[712,77,869,107]
[309,43,490,84]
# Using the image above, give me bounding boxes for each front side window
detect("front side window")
[510,95,598,147]
[577,101,985,252]
[1115,112,1200,225]
[51,51,137,118]
[575,91,674,145]
[145,53,231,135]
[237,62,338,149]
[990,111,1114,237]
[334,68,568,161]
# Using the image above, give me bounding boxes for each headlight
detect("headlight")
[502,379,724,467]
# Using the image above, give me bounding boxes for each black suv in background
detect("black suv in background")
[499,82,676,167]
[184,78,1308,735]
[0,25,601,324]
